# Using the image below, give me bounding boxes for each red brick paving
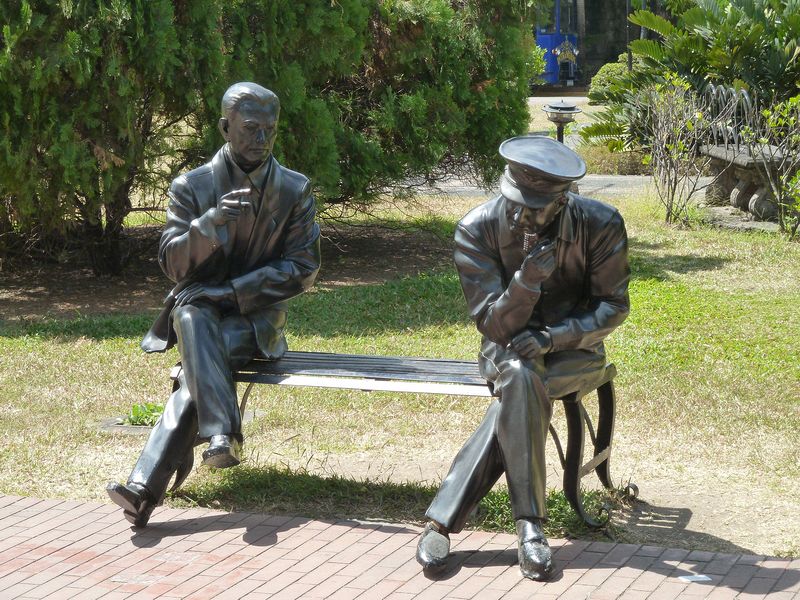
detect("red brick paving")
[0,495,797,599]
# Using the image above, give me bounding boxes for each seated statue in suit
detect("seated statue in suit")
[107,82,321,527]
[415,136,630,580]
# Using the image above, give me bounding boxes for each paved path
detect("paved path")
[1,495,798,599]
[429,174,656,199]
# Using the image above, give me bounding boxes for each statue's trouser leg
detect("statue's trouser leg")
[128,308,256,500]
[173,303,242,440]
[426,358,551,533]
[129,370,196,501]
[425,400,505,533]
[497,359,553,523]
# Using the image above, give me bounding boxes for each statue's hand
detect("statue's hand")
[208,188,253,225]
[510,329,552,359]
[519,239,556,285]
[174,283,236,308]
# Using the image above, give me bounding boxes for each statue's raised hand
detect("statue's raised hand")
[208,188,252,225]
[519,239,556,286]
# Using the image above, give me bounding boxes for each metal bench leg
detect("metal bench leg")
[239,382,255,415]
[594,379,616,490]
[561,395,604,528]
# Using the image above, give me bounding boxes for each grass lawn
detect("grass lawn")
[0,190,797,555]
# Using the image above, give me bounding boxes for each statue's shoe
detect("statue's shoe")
[202,434,241,469]
[416,521,450,574]
[106,482,155,528]
[516,518,554,581]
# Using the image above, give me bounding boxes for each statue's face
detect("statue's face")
[220,100,279,170]
[508,196,566,237]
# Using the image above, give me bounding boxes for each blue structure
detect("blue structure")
[535,0,580,85]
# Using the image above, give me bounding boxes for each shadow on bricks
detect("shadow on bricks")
[125,514,306,548]
[614,499,757,556]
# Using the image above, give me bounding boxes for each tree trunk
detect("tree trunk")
[85,176,134,276]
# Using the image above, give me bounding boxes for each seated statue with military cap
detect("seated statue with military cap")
[416,136,630,580]
[106,82,321,528]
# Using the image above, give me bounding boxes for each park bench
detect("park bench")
[171,351,624,528]
[700,84,780,220]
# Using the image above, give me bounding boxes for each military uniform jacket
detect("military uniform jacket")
[454,193,630,364]
[141,147,321,358]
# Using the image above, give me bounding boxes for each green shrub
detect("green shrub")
[583,0,800,155]
[587,54,645,105]
[628,0,800,101]
[0,0,536,272]
[0,0,224,274]
[529,44,548,86]
[742,95,800,237]
[125,402,165,427]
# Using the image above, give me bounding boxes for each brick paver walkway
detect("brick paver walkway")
[0,495,797,599]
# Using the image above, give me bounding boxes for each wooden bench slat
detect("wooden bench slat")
[234,373,494,397]
[238,351,486,385]
[247,351,483,372]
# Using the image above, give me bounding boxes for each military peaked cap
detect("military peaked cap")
[499,135,587,207]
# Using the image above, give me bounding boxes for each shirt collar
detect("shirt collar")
[223,144,272,195]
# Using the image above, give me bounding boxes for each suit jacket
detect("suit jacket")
[454,193,630,366]
[141,147,321,358]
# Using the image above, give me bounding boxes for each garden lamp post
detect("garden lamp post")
[543,99,582,143]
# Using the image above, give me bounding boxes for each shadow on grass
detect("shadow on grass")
[0,312,156,340]
[629,238,731,281]
[0,239,733,340]
[169,466,618,544]
[0,272,468,340]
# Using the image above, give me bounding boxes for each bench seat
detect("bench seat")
[170,351,625,528]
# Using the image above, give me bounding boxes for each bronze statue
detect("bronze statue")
[416,136,630,580]
[107,82,321,527]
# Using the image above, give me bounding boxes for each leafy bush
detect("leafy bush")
[0,0,536,273]
[742,95,800,237]
[0,0,224,274]
[125,402,165,427]
[628,0,800,101]
[582,0,800,157]
[639,76,731,224]
[587,54,644,105]
[529,44,548,87]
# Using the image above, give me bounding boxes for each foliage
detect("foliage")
[583,0,800,154]
[229,0,536,209]
[581,54,653,151]
[0,0,536,273]
[125,402,164,427]
[742,95,800,237]
[587,53,644,106]
[0,0,224,274]
[636,75,737,224]
[529,43,548,86]
[628,0,800,101]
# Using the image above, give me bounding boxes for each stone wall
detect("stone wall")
[580,0,640,82]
